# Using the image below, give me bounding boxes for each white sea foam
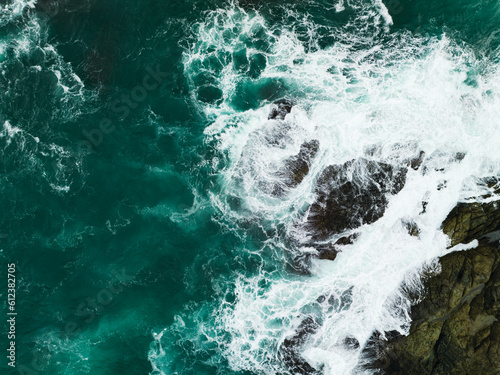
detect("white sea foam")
[0,1,96,197]
[150,3,500,375]
[1,4,88,108]
[0,0,36,23]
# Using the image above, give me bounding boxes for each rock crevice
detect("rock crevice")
[366,199,500,375]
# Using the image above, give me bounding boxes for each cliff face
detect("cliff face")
[367,200,500,375]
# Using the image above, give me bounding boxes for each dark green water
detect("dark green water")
[1,0,499,374]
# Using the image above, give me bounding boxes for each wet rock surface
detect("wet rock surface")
[268,99,293,120]
[300,234,359,264]
[408,151,426,170]
[280,316,320,374]
[365,198,500,375]
[282,139,319,187]
[306,158,407,240]
[443,202,500,247]
[273,139,319,196]
[315,242,338,261]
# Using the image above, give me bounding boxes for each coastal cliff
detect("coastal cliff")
[366,198,500,374]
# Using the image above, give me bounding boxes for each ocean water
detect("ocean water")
[0,0,499,374]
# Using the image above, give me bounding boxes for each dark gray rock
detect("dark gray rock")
[280,316,320,374]
[306,158,407,240]
[408,151,425,170]
[273,140,319,196]
[315,243,338,261]
[268,99,293,120]
[283,140,319,187]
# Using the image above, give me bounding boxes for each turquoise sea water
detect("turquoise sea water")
[1,0,500,374]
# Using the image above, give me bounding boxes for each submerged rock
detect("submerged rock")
[268,99,293,120]
[408,151,426,170]
[302,234,359,263]
[280,316,320,374]
[306,158,407,240]
[283,139,319,187]
[315,242,338,261]
[403,220,421,237]
[334,233,359,246]
[366,198,500,375]
[273,139,319,196]
[344,336,361,349]
[197,85,223,104]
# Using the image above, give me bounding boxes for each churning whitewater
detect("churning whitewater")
[149,3,500,375]
[1,0,500,374]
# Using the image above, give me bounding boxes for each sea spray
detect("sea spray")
[150,3,500,375]
[0,0,499,374]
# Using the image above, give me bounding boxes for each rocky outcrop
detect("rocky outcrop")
[366,199,500,375]
[273,140,319,196]
[280,316,320,374]
[266,100,321,196]
[306,158,407,240]
[282,140,319,187]
[303,234,359,263]
[268,99,293,120]
[442,202,500,247]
